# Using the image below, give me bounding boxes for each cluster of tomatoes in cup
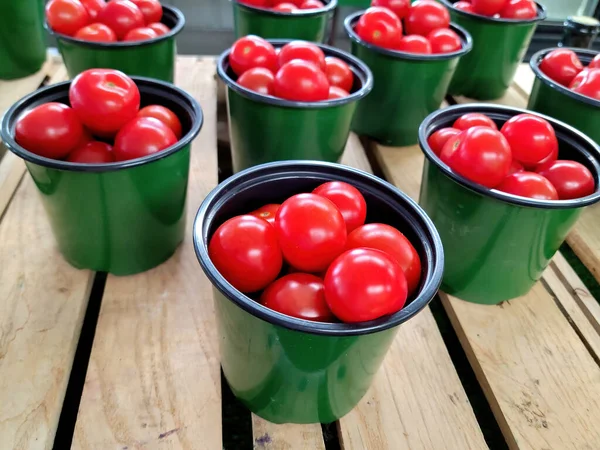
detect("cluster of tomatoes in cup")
[428,112,595,200]
[539,49,600,101]
[355,0,462,55]
[239,0,326,12]
[15,69,183,164]
[453,0,537,19]
[230,36,355,101]
[209,182,422,323]
[45,0,170,42]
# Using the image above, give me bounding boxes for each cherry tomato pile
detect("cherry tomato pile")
[45,0,171,42]
[539,49,600,101]
[239,0,326,11]
[354,0,463,55]
[452,0,537,19]
[208,181,423,324]
[14,69,183,164]
[229,36,355,100]
[427,112,596,200]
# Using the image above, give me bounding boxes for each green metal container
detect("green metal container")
[47,5,184,82]
[0,0,46,80]
[217,39,373,173]
[1,77,203,276]
[344,12,472,147]
[418,104,600,305]
[440,0,546,101]
[232,0,337,42]
[528,47,600,144]
[193,161,444,423]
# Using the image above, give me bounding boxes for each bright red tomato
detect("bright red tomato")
[148,22,170,35]
[355,7,403,49]
[46,0,91,36]
[589,54,600,69]
[499,0,537,19]
[537,160,595,199]
[230,35,278,76]
[441,126,512,188]
[312,181,367,233]
[129,0,162,24]
[124,26,158,41]
[328,86,350,99]
[453,112,497,130]
[394,35,432,53]
[371,0,411,19]
[76,128,94,148]
[80,0,106,20]
[471,0,508,16]
[427,28,462,54]
[532,144,558,171]
[428,127,461,156]
[539,49,583,86]
[278,41,326,70]
[300,0,325,8]
[453,1,475,12]
[97,0,144,39]
[324,56,353,92]
[273,2,298,11]
[237,67,275,96]
[209,215,283,293]
[261,273,335,321]
[67,141,114,163]
[250,204,280,225]
[405,0,450,37]
[274,193,347,272]
[74,23,117,42]
[274,60,330,101]
[15,103,84,159]
[138,105,183,139]
[113,117,177,161]
[324,248,407,323]
[346,223,421,295]
[500,114,558,166]
[496,172,558,200]
[69,68,140,136]
[570,68,600,100]
[508,159,524,175]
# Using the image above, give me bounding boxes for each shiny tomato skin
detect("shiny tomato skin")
[499,0,537,19]
[46,0,91,36]
[300,0,325,8]
[324,56,353,92]
[453,1,475,12]
[569,68,600,101]
[124,26,158,41]
[278,41,326,70]
[441,126,512,188]
[531,144,558,171]
[536,160,595,200]
[274,60,330,102]
[250,204,280,225]
[394,35,432,53]
[324,248,408,323]
[237,67,275,96]
[428,127,461,156]
[508,159,524,175]
[471,0,508,16]
[230,35,278,76]
[355,7,403,49]
[312,181,367,233]
[69,68,140,136]
[15,103,84,159]
[371,0,410,19]
[539,49,583,86]
[496,172,558,200]
[274,193,347,272]
[138,105,183,139]
[97,0,144,39]
[346,223,422,295]
[273,2,298,11]
[148,22,170,35]
[129,0,162,24]
[405,0,450,37]
[328,86,350,99]
[500,114,558,166]
[589,54,600,69]
[74,23,117,42]
[80,0,106,20]
[453,112,497,130]
[67,141,114,163]
[427,28,462,54]
[113,117,177,161]
[77,128,94,148]
[209,215,283,293]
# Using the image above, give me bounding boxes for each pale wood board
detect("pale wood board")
[0,152,26,219]
[252,416,325,450]
[72,57,222,450]
[512,64,536,99]
[453,85,528,109]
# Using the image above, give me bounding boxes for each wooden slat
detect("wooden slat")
[72,57,222,450]
[512,64,535,98]
[252,416,325,450]
[452,86,528,109]
[0,152,26,218]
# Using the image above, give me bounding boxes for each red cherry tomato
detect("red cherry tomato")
[500,114,558,166]
[69,68,140,136]
[80,0,106,20]
[76,128,94,148]
[427,28,462,54]
[138,105,183,139]
[471,0,508,16]
[346,223,421,295]
[532,144,558,171]
[74,23,117,42]
[68,141,114,163]
[453,1,475,12]
[129,0,162,24]
[261,273,335,322]
[46,0,91,36]
[508,159,524,175]
[249,204,280,225]
[15,103,84,159]
[371,0,411,19]
[496,172,558,200]
[273,0,304,5]
[229,35,278,76]
[209,215,283,293]
[536,160,595,200]
[237,67,275,96]
[328,86,350,99]
[589,54,600,69]
[148,22,170,35]
[441,126,512,188]
[453,112,497,131]
[570,68,600,101]
[539,49,583,86]
[274,193,347,272]
[97,0,144,39]
[278,41,326,71]
[324,248,408,323]
[300,0,325,8]
[113,117,177,161]
[273,2,298,11]
[324,56,353,92]
[394,35,432,53]
[274,60,330,102]
[312,181,367,233]
[405,0,450,37]
[124,26,158,41]
[499,0,537,19]
[428,127,461,156]
[355,7,403,49]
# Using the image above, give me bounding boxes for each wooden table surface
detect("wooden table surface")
[1,55,600,450]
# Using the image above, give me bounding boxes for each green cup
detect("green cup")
[47,5,184,82]
[217,39,373,173]
[1,77,203,275]
[440,0,546,100]
[0,0,46,80]
[418,104,600,305]
[232,0,337,42]
[344,11,472,146]
[193,160,444,424]
[529,47,600,144]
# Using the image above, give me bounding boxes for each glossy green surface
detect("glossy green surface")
[0,0,46,79]
[25,147,190,275]
[214,287,398,424]
[419,159,582,304]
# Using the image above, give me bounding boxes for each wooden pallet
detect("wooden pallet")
[1,57,600,450]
